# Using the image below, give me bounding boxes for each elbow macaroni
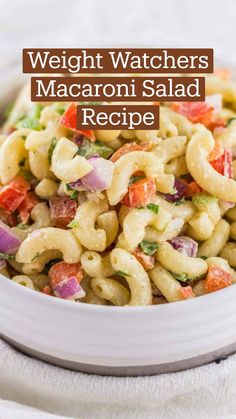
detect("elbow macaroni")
[51,137,93,182]
[2,75,236,305]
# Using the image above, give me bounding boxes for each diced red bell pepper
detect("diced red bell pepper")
[110,142,153,163]
[171,101,226,131]
[49,261,83,288]
[60,103,95,140]
[184,181,202,198]
[0,176,30,213]
[18,191,41,224]
[203,117,226,131]
[49,196,78,229]
[180,286,195,299]
[210,149,233,178]
[42,285,54,296]
[122,177,156,208]
[208,142,224,161]
[171,102,213,124]
[60,103,77,130]
[205,265,232,292]
[133,248,155,270]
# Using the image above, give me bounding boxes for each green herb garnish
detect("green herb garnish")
[200,255,208,260]
[172,272,190,282]
[70,190,79,200]
[147,203,159,214]
[15,116,42,131]
[227,117,236,126]
[19,170,35,181]
[17,223,29,230]
[139,240,159,255]
[77,138,113,159]
[129,174,145,185]
[54,104,66,115]
[174,199,185,206]
[48,138,57,162]
[115,270,131,277]
[0,252,15,260]
[65,183,73,191]
[67,219,79,228]
[15,104,43,131]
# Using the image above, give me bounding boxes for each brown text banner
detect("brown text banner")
[31,76,205,102]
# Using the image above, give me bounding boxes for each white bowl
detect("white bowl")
[1,274,236,376]
[0,73,236,376]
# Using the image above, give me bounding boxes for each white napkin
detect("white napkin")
[0,339,236,419]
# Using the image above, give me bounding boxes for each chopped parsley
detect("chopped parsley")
[0,252,15,260]
[67,219,79,228]
[129,174,145,185]
[70,190,79,200]
[227,117,236,126]
[19,169,35,181]
[77,138,113,159]
[15,104,43,131]
[174,198,185,206]
[139,240,159,255]
[54,104,66,115]
[146,203,159,214]
[200,255,208,260]
[17,223,29,230]
[65,183,73,191]
[115,270,131,277]
[15,116,42,131]
[48,138,57,162]
[172,272,190,282]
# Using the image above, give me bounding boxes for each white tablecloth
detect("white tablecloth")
[1,339,236,419]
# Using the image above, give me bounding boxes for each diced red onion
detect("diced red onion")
[0,221,22,254]
[80,156,114,192]
[164,179,186,202]
[169,236,198,257]
[53,276,85,300]
[69,179,89,192]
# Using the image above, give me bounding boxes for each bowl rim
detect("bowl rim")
[2,273,236,315]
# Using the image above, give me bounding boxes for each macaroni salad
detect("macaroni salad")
[1,69,236,306]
